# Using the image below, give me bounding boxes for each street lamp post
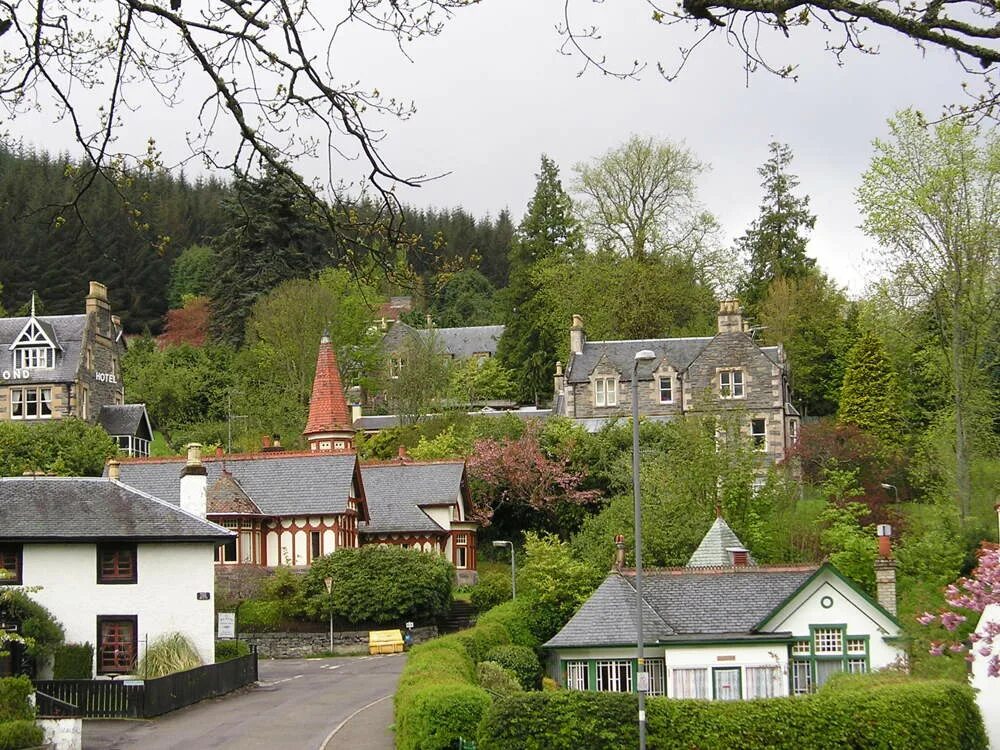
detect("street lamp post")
[880,483,899,503]
[632,349,656,750]
[324,576,334,655]
[492,540,516,600]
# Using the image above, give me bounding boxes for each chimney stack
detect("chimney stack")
[398,445,410,462]
[180,443,208,518]
[107,459,121,482]
[614,534,626,571]
[875,524,897,616]
[85,281,113,339]
[261,435,272,450]
[570,315,585,355]
[717,300,743,334]
[553,361,565,398]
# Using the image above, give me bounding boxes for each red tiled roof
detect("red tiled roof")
[303,332,354,437]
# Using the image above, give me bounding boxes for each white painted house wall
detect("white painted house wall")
[972,603,1000,750]
[661,643,790,699]
[423,505,456,558]
[22,542,217,672]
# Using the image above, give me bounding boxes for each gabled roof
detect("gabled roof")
[0,314,86,384]
[0,477,232,542]
[383,321,504,359]
[97,404,153,440]
[114,452,362,517]
[303,332,354,438]
[206,472,263,516]
[359,461,467,535]
[544,565,819,649]
[565,335,782,385]
[8,316,61,351]
[687,516,756,567]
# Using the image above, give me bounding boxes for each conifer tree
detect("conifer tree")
[838,331,905,446]
[497,156,584,405]
[736,142,816,316]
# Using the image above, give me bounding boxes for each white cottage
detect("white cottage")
[545,517,905,699]
[0,473,232,677]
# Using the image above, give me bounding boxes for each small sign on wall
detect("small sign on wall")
[197,592,211,601]
[218,612,236,639]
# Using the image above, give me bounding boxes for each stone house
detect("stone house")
[381,320,504,379]
[554,301,800,463]
[0,281,152,455]
[544,517,904,699]
[0,474,232,677]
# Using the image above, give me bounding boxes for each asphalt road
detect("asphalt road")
[83,654,404,750]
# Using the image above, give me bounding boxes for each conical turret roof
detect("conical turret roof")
[303,331,354,441]
[686,515,756,567]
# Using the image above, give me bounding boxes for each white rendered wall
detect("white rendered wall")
[22,542,218,673]
[971,604,1000,750]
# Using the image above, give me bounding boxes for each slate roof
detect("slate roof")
[383,322,504,359]
[114,452,360,516]
[565,336,782,384]
[97,404,152,439]
[206,472,264,515]
[353,408,552,432]
[0,314,87,384]
[359,461,466,534]
[303,332,354,436]
[0,476,232,541]
[687,516,756,567]
[544,566,818,648]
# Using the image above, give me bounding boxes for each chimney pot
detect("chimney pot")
[186,443,203,467]
[614,534,626,571]
[262,435,272,449]
[215,446,224,458]
[107,459,121,481]
[398,445,409,462]
[180,443,208,518]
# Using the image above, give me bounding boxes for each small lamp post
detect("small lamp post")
[492,540,516,600]
[324,576,334,655]
[632,349,656,750]
[880,483,899,503]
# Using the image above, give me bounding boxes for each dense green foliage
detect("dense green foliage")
[0,419,118,477]
[0,677,40,750]
[236,600,285,633]
[483,645,542,691]
[52,643,94,679]
[838,330,905,446]
[215,640,251,662]
[476,678,986,750]
[0,591,64,660]
[0,721,43,750]
[476,661,523,696]
[302,547,453,626]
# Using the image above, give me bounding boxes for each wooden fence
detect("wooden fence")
[34,651,258,719]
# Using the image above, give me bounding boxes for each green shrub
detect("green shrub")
[476,600,540,649]
[237,600,284,632]
[396,682,491,750]
[476,679,988,750]
[484,645,542,691]
[453,621,510,664]
[302,547,453,625]
[215,640,251,662]
[53,643,93,679]
[0,591,64,660]
[476,661,522,697]
[261,566,305,615]
[0,678,33,722]
[136,633,203,678]
[0,720,43,750]
[470,567,512,611]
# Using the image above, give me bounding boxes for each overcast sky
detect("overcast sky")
[5,1,973,296]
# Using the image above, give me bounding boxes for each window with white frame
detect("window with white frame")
[791,660,812,695]
[658,376,673,403]
[388,355,404,379]
[595,659,632,693]
[751,418,767,450]
[791,627,869,693]
[10,387,52,419]
[814,628,842,653]
[746,666,781,699]
[719,369,745,398]
[671,667,708,699]
[594,377,618,407]
[789,419,799,444]
[645,658,666,697]
[848,658,867,674]
[14,346,53,370]
[565,661,589,691]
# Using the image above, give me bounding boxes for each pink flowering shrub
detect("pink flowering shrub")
[919,545,999,677]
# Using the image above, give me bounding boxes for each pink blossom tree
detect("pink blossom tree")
[919,544,1000,677]
[467,423,601,537]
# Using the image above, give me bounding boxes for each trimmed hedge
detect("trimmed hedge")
[215,640,251,662]
[53,642,94,679]
[484,645,542,691]
[477,661,522,696]
[476,678,988,750]
[237,600,284,633]
[476,599,540,649]
[0,720,43,750]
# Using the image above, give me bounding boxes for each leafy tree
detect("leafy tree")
[757,272,851,417]
[0,419,118,477]
[386,328,453,425]
[736,142,816,316]
[210,168,334,346]
[167,245,217,308]
[497,155,584,405]
[572,135,715,263]
[447,357,518,407]
[818,501,877,593]
[157,296,210,348]
[838,331,906,447]
[467,423,601,540]
[431,269,499,327]
[301,547,453,626]
[858,110,1000,518]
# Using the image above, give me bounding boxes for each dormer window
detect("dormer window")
[594,377,618,407]
[9,318,58,371]
[658,375,673,404]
